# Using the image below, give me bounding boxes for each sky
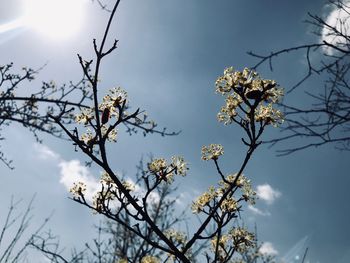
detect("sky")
[0,0,349,262]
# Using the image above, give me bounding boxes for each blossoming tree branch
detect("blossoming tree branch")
[47,1,284,262]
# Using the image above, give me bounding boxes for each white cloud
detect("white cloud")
[34,143,60,160]
[321,1,350,54]
[32,143,165,207]
[259,242,279,256]
[33,143,100,201]
[248,204,271,216]
[58,159,100,202]
[256,184,281,205]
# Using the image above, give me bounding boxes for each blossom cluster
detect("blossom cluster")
[140,255,160,263]
[75,108,94,125]
[74,87,128,146]
[230,227,255,253]
[92,172,135,212]
[215,67,284,126]
[80,126,118,145]
[69,171,136,214]
[191,186,217,213]
[100,87,128,112]
[80,128,94,145]
[101,124,118,142]
[218,174,256,205]
[255,103,284,127]
[164,229,187,245]
[100,171,115,185]
[211,227,255,258]
[69,181,87,198]
[147,156,188,182]
[191,174,256,214]
[201,144,224,161]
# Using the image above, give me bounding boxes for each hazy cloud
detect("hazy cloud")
[322,0,350,54]
[256,184,281,205]
[248,204,271,216]
[34,143,60,160]
[259,242,279,256]
[175,192,191,207]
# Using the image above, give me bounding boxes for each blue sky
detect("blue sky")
[0,0,349,262]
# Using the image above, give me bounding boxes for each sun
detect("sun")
[22,0,86,40]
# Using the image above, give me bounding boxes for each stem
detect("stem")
[183,145,256,254]
[90,0,121,164]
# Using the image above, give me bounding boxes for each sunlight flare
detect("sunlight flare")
[0,19,23,34]
[22,0,86,40]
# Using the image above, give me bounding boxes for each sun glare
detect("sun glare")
[22,0,86,40]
